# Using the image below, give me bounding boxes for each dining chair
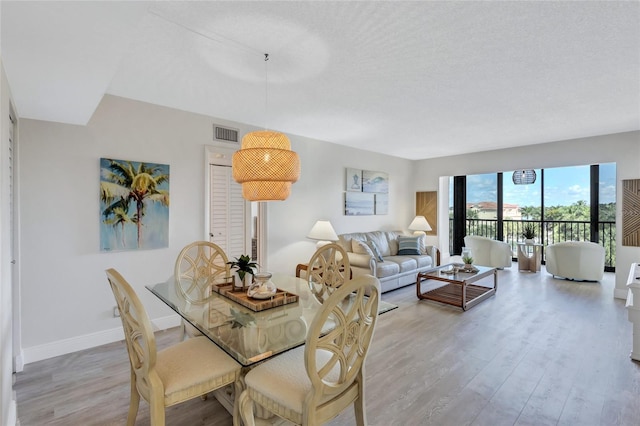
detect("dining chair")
[306,243,351,304]
[105,268,242,426]
[174,241,233,338]
[238,274,381,426]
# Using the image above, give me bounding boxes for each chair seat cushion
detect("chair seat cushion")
[245,346,338,418]
[245,346,308,417]
[156,336,240,406]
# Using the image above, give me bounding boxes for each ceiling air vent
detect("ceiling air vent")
[213,124,239,143]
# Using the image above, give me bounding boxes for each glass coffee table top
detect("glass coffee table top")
[417,264,498,311]
[421,263,496,281]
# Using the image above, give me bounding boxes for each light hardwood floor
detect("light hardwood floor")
[15,266,640,425]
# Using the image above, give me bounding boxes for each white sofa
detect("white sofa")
[337,230,439,293]
[545,241,605,281]
[463,235,513,269]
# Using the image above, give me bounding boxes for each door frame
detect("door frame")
[204,145,267,269]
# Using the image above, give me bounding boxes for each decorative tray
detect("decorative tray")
[211,283,299,312]
[441,264,479,274]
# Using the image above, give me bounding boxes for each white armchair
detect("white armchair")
[545,241,605,281]
[463,235,512,269]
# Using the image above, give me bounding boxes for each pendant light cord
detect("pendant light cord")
[264,53,269,131]
[148,9,262,56]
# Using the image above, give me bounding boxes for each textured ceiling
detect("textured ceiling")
[2,1,639,160]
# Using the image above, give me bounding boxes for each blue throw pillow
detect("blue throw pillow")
[397,236,420,255]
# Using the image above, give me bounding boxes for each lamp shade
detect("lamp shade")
[408,215,432,232]
[232,130,301,201]
[307,220,339,241]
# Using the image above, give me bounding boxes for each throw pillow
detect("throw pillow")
[352,239,374,257]
[397,235,421,255]
[366,240,384,262]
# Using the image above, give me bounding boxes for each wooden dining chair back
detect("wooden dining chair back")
[105,268,241,426]
[175,241,234,339]
[174,241,232,304]
[307,243,351,304]
[238,274,381,426]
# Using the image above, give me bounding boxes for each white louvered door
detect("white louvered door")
[209,164,247,260]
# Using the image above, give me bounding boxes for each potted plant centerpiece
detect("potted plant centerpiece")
[227,254,258,291]
[522,223,536,244]
[462,254,475,272]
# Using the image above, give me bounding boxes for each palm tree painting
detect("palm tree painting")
[100,158,170,251]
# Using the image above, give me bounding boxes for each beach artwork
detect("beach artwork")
[362,170,389,193]
[100,158,170,251]
[346,168,363,191]
[375,193,388,215]
[345,192,375,215]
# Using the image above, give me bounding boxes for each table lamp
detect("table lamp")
[307,220,339,248]
[408,215,432,236]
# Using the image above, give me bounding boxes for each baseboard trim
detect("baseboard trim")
[7,397,16,426]
[13,351,24,373]
[22,314,181,365]
[614,287,628,300]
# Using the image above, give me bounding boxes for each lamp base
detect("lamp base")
[316,240,332,249]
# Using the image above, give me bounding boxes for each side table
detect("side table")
[517,243,542,272]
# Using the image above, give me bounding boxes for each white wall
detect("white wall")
[266,136,415,273]
[0,59,18,426]
[413,131,640,298]
[15,93,639,366]
[17,94,415,363]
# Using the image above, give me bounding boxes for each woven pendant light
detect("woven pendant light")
[232,53,300,201]
[232,130,300,201]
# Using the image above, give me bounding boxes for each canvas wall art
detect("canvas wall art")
[344,167,389,215]
[375,194,388,215]
[622,178,640,247]
[346,168,362,191]
[416,191,437,235]
[100,158,170,251]
[362,170,389,193]
[345,192,375,215]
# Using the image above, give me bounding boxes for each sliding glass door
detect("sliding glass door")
[450,163,616,270]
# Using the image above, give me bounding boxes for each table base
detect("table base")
[418,283,495,311]
[417,266,497,311]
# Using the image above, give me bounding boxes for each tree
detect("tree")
[520,206,541,220]
[103,206,133,248]
[100,159,170,248]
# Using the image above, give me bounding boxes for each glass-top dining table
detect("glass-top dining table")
[146,273,397,368]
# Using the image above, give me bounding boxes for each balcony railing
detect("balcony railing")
[450,219,616,270]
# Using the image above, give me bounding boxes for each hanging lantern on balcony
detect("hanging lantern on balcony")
[512,169,536,185]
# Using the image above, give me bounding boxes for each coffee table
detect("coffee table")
[416,264,497,311]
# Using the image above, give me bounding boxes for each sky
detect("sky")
[461,163,616,207]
